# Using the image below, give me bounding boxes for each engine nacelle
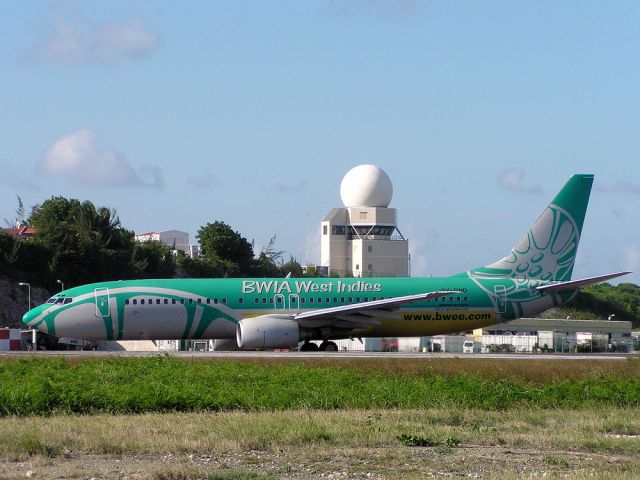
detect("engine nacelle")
[236,315,300,350]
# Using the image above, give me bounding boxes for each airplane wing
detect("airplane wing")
[293,290,455,330]
[536,271,631,294]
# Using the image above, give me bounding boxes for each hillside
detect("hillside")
[541,282,640,327]
[0,278,50,329]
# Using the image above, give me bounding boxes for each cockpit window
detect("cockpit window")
[63,298,73,305]
[55,298,65,305]
[46,298,56,304]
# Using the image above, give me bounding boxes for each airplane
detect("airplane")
[22,174,629,351]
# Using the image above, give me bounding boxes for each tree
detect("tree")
[3,195,26,228]
[131,241,176,278]
[196,221,255,275]
[28,196,136,287]
[279,257,304,277]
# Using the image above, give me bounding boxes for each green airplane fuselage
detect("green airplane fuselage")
[22,274,571,341]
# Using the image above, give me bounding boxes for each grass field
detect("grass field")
[1,356,639,415]
[1,356,639,478]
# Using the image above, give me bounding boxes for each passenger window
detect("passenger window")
[364,297,368,302]
[255,298,259,304]
[356,297,360,302]
[206,298,211,304]
[333,297,337,303]
[300,298,306,304]
[457,297,461,302]
[133,299,137,305]
[164,299,168,304]
[325,298,330,303]
[222,298,227,304]
[239,298,244,304]
[309,298,314,304]
[149,299,153,304]
[214,298,219,304]
[348,297,353,303]
[189,299,193,304]
[180,299,185,304]
[197,298,202,304]
[277,297,282,303]
[125,299,130,305]
[172,299,176,304]
[270,298,274,304]
[262,298,267,304]
[156,299,161,304]
[317,297,322,303]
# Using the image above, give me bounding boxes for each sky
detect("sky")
[1,0,639,284]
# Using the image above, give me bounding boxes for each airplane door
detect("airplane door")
[95,287,111,317]
[289,294,299,312]
[274,294,285,311]
[494,285,507,314]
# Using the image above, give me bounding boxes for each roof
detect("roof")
[0,227,37,239]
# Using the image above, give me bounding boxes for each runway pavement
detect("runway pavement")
[0,350,635,360]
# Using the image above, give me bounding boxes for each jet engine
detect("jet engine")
[236,315,301,349]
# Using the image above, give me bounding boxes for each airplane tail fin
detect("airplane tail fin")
[471,174,594,282]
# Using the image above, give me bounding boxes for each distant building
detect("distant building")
[472,317,633,353]
[0,226,36,241]
[321,165,409,277]
[135,230,199,258]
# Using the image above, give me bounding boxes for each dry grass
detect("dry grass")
[0,407,639,478]
[1,407,639,456]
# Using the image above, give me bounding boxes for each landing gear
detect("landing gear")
[299,342,319,352]
[299,341,339,352]
[319,341,339,352]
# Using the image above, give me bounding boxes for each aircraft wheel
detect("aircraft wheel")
[299,342,319,352]
[319,341,339,352]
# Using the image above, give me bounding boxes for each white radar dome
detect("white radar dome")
[340,164,393,208]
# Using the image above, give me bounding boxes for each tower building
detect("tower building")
[320,165,409,277]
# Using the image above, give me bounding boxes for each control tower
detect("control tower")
[320,165,409,277]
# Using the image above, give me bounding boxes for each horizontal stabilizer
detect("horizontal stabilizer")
[536,271,631,294]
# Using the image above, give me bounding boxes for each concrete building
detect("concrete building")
[135,230,199,258]
[320,165,409,277]
[472,317,633,352]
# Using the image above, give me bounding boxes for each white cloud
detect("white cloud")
[594,180,640,195]
[407,225,438,277]
[498,168,543,195]
[39,129,163,189]
[268,179,311,194]
[31,4,160,65]
[186,171,222,190]
[624,244,640,273]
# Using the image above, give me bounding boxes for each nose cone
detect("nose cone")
[22,305,45,328]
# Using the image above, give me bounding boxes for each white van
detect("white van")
[463,340,474,353]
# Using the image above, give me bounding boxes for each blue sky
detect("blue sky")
[1,1,638,283]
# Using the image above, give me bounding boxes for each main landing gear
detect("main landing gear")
[299,341,339,352]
